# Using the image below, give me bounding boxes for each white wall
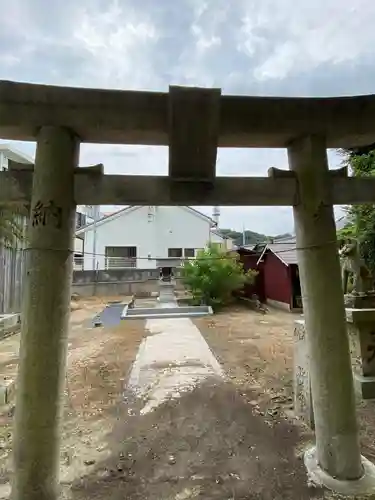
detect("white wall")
[210,232,234,251]
[154,207,211,259]
[81,206,213,270]
[83,206,155,270]
[74,237,83,253]
[0,152,6,170]
[210,231,224,245]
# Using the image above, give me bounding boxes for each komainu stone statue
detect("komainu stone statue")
[339,238,373,295]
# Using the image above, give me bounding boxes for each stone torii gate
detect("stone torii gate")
[3,81,375,498]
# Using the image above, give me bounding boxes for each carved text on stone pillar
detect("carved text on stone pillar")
[31,200,63,229]
[294,325,305,341]
[296,365,308,412]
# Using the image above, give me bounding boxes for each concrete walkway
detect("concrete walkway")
[127,315,225,414]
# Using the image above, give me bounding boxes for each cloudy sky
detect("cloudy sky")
[1,0,374,235]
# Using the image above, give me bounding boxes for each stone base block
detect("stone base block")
[267,298,291,311]
[305,446,375,495]
[344,292,375,309]
[353,372,375,400]
[0,378,16,406]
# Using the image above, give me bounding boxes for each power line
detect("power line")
[14,239,341,261]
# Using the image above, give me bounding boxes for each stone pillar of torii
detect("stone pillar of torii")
[2,81,375,498]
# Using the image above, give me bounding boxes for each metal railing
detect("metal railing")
[73,256,85,271]
[73,255,137,270]
[105,257,137,269]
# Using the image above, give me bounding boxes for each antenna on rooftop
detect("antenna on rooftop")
[212,206,220,227]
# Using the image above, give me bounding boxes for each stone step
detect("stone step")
[122,305,212,320]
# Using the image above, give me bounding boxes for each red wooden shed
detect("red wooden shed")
[255,238,302,311]
[235,247,266,303]
[236,238,302,312]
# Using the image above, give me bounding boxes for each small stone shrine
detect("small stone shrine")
[293,243,375,426]
[340,239,375,399]
[346,293,375,399]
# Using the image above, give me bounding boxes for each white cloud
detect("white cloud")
[237,0,375,80]
[73,2,159,89]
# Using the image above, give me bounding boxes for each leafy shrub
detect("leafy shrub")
[181,244,257,311]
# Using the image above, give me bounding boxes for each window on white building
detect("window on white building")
[184,248,195,258]
[105,246,137,268]
[168,248,183,258]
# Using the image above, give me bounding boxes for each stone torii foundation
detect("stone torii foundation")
[3,82,375,498]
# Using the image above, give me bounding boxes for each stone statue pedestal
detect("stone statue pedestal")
[293,320,314,429]
[346,292,375,399]
[344,291,375,309]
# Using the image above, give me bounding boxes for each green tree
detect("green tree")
[181,244,257,310]
[339,148,375,272]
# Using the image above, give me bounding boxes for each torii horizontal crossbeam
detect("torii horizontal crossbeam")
[2,168,375,206]
[2,81,375,148]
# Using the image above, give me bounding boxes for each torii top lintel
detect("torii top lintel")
[1,80,375,149]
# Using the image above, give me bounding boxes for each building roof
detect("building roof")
[242,244,256,251]
[252,237,297,266]
[76,205,216,234]
[211,229,232,241]
[266,237,297,265]
[234,246,257,255]
[0,143,34,164]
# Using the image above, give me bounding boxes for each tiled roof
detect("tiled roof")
[267,237,297,265]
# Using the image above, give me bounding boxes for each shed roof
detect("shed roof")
[267,237,297,265]
[235,246,257,254]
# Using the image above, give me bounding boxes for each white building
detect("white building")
[0,143,34,170]
[74,206,96,258]
[76,205,233,270]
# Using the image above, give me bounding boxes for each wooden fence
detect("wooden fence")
[0,246,25,314]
